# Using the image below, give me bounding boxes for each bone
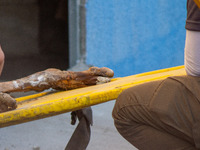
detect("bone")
[0,67,114,93]
[0,92,17,112]
[0,67,114,113]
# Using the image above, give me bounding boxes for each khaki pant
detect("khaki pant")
[112,76,200,150]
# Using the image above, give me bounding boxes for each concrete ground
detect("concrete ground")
[0,101,136,150]
[0,63,137,150]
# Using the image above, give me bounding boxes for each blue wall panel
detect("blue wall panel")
[86,0,187,77]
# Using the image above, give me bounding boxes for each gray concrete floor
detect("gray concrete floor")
[0,101,136,150]
[0,62,137,150]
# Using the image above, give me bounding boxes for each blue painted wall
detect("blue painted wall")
[86,0,187,77]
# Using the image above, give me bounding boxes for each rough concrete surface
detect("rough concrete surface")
[0,101,136,150]
[0,63,136,150]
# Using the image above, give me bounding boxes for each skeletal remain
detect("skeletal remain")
[0,67,114,112]
[0,92,17,112]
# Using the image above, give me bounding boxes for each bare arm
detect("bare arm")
[0,45,5,75]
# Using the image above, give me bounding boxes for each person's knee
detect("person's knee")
[112,90,129,121]
[112,91,132,134]
[112,87,140,124]
[112,96,121,121]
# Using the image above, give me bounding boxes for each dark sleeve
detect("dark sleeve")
[185,0,200,31]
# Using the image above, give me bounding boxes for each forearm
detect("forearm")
[184,30,200,76]
[0,46,5,75]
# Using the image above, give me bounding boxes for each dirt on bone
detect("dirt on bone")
[0,67,114,113]
[88,67,114,77]
[0,67,114,93]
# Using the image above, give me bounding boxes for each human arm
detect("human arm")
[0,45,5,75]
[184,0,200,76]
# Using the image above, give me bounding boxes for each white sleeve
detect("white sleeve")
[184,30,200,76]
